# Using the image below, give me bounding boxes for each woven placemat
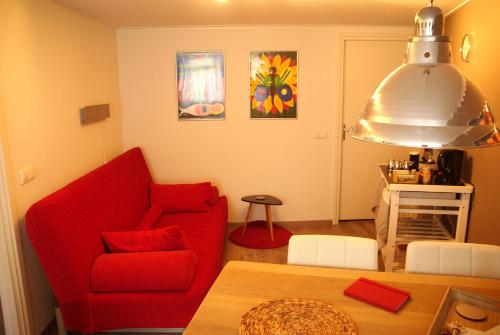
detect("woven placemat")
[239,298,357,335]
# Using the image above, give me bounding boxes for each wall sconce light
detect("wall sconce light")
[80,104,110,125]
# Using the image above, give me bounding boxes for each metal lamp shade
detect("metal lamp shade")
[351,2,500,149]
[351,63,500,148]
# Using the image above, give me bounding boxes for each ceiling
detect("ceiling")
[55,0,467,28]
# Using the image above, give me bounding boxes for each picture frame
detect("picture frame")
[176,51,225,120]
[249,51,298,119]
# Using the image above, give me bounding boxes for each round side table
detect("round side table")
[241,195,283,241]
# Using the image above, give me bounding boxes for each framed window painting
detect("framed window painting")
[176,51,225,120]
[250,51,298,119]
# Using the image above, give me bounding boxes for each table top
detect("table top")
[241,195,283,205]
[184,261,500,335]
[379,165,474,193]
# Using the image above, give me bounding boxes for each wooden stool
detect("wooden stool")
[241,195,283,241]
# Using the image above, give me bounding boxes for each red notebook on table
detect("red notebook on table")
[343,277,411,313]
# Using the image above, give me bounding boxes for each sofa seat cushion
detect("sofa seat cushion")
[151,182,212,213]
[102,225,189,253]
[91,250,197,292]
[155,197,228,286]
[89,197,228,331]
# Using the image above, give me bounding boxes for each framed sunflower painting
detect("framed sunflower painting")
[249,51,298,119]
[176,51,225,120]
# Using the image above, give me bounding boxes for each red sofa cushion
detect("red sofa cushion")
[151,182,212,213]
[135,205,163,230]
[208,186,219,206]
[91,250,197,292]
[102,225,189,253]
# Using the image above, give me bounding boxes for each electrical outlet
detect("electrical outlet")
[18,166,36,185]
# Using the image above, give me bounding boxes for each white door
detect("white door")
[339,39,411,220]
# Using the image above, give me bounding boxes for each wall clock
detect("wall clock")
[460,34,472,63]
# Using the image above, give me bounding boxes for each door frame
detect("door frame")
[0,141,32,335]
[331,27,412,225]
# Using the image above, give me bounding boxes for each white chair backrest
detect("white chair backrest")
[405,241,500,279]
[287,235,378,271]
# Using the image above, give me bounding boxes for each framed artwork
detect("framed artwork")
[176,51,225,120]
[249,51,298,119]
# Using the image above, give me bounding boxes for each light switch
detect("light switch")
[18,166,36,185]
[314,130,329,140]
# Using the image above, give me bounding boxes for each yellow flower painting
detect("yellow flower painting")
[250,51,297,118]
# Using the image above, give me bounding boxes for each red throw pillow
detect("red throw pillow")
[135,205,162,230]
[91,250,197,292]
[102,225,189,253]
[151,182,212,213]
[208,186,219,206]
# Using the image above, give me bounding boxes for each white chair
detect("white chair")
[405,241,500,279]
[287,235,378,270]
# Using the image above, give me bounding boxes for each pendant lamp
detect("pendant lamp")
[350,0,500,148]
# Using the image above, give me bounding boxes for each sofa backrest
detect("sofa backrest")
[26,147,152,304]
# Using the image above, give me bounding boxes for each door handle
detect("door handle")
[342,124,347,141]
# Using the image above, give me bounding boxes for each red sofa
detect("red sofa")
[26,147,228,333]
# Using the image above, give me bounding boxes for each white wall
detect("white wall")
[117,26,410,222]
[118,27,336,222]
[0,0,123,332]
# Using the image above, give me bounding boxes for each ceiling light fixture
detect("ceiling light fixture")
[350,0,500,148]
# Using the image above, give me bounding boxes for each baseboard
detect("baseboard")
[228,220,333,226]
[103,328,184,334]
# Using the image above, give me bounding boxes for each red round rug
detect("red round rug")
[229,220,292,249]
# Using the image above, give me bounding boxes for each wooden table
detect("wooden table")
[184,261,500,335]
[241,195,283,241]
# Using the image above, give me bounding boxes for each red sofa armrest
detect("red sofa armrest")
[91,250,197,292]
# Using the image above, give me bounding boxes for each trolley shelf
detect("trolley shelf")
[379,165,473,272]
